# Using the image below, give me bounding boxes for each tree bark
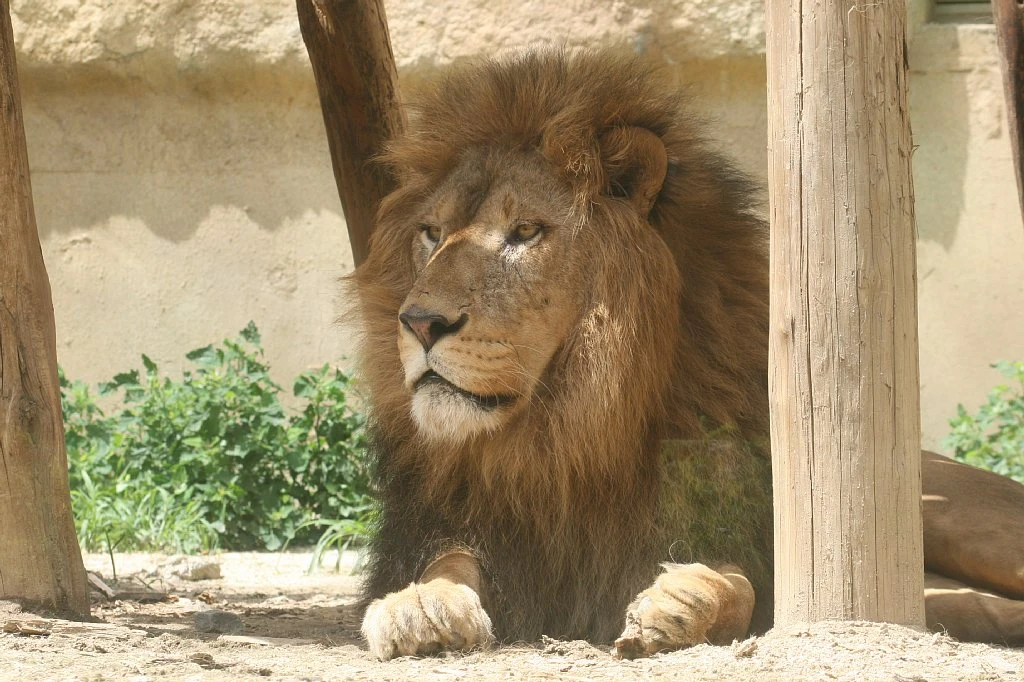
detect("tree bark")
[993,0,1024,226]
[297,0,406,267]
[765,0,925,627]
[0,0,89,615]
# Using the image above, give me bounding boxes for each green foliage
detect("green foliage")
[946,361,1024,484]
[61,323,371,553]
[72,466,219,555]
[293,505,378,574]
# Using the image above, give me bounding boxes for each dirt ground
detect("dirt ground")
[1,552,1022,681]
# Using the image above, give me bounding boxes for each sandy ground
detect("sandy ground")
[1,551,1022,681]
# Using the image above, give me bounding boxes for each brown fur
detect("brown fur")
[349,49,771,643]
[922,452,1024,599]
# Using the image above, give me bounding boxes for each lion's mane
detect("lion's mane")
[349,50,772,642]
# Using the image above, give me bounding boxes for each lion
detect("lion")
[347,49,1024,659]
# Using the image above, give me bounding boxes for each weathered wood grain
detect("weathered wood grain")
[994,0,1024,225]
[765,0,925,627]
[297,0,406,266]
[0,0,88,615]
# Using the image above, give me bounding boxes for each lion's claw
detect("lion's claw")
[614,563,755,659]
[361,580,494,660]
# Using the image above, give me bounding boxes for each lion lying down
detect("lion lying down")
[347,49,1024,659]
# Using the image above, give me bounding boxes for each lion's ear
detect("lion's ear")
[598,126,668,218]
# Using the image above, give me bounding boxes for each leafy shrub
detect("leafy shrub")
[62,323,371,552]
[72,466,219,555]
[946,360,1024,484]
[293,508,377,573]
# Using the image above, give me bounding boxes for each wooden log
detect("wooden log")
[993,0,1024,226]
[765,0,925,627]
[297,0,406,266]
[0,0,89,616]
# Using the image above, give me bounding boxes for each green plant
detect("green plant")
[946,360,1024,484]
[293,504,378,573]
[72,468,219,554]
[62,368,221,554]
[61,323,371,553]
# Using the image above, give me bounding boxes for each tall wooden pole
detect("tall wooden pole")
[297,0,406,266]
[766,0,925,627]
[0,0,89,615]
[993,0,1024,225]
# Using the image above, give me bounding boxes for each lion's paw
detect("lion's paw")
[614,563,754,659]
[361,580,494,660]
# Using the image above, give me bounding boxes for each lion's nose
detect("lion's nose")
[398,306,468,351]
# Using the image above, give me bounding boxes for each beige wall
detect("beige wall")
[10,0,1024,451]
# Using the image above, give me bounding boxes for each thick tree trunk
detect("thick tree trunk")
[0,0,89,615]
[765,0,925,627]
[297,0,406,266]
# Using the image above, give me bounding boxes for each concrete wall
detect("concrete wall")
[9,0,1024,451]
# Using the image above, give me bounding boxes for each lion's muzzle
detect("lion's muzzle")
[399,305,468,351]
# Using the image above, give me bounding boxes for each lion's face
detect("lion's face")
[396,148,583,442]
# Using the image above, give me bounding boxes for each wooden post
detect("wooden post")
[0,0,89,615]
[766,0,925,627]
[993,0,1024,225]
[297,0,406,266]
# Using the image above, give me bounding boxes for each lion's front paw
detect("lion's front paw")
[361,579,494,660]
[614,563,754,659]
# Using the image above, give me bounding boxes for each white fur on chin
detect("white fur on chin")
[411,386,505,443]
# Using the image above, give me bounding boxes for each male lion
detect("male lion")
[349,49,1024,659]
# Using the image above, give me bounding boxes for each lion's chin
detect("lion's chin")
[410,385,510,444]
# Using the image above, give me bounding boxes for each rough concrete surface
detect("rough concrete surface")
[10,0,764,75]
[6,0,1024,449]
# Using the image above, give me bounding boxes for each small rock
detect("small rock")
[162,557,222,581]
[189,652,215,666]
[194,610,244,634]
[182,562,222,581]
[188,651,233,670]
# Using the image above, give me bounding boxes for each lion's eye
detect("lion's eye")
[508,222,544,245]
[419,223,442,246]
